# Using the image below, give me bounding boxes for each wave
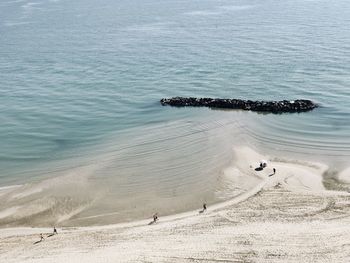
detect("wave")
[185,4,256,16]
[3,21,31,27]
[184,10,221,16]
[218,5,256,11]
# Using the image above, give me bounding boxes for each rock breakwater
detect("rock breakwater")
[160,97,318,113]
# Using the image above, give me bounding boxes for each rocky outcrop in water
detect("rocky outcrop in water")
[160,97,318,113]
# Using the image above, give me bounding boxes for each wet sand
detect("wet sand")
[1,147,350,262]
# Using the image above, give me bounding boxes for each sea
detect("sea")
[0,0,350,226]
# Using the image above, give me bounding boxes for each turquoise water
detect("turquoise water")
[1,0,350,225]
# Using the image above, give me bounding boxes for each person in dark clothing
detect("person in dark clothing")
[199,203,207,214]
[153,213,158,223]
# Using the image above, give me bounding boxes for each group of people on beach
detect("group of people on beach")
[37,227,57,243]
[35,161,275,241]
[258,161,276,176]
[149,161,277,226]
[150,203,208,224]
[148,161,275,226]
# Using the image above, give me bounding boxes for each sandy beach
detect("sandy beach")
[1,147,349,262]
[2,0,350,261]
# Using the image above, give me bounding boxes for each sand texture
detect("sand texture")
[1,147,349,262]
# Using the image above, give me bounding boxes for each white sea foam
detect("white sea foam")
[21,2,43,14]
[4,21,31,27]
[218,5,256,11]
[184,10,221,16]
[22,2,41,9]
[0,185,21,191]
[185,5,256,17]
[4,0,25,4]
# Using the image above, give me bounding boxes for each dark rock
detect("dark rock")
[160,97,318,114]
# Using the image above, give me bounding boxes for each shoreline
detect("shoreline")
[1,146,350,262]
[1,111,349,228]
[0,146,349,231]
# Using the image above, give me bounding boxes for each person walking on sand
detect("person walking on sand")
[53,227,57,235]
[153,213,158,223]
[273,168,276,175]
[203,203,207,211]
[40,233,44,242]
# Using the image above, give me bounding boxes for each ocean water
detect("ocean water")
[0,0,350,226]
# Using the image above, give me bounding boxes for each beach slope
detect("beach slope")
[1,147,349,262]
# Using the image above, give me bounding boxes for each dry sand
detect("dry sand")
[1,147,349,262]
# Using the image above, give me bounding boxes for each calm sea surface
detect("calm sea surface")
[1,0,350,225]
